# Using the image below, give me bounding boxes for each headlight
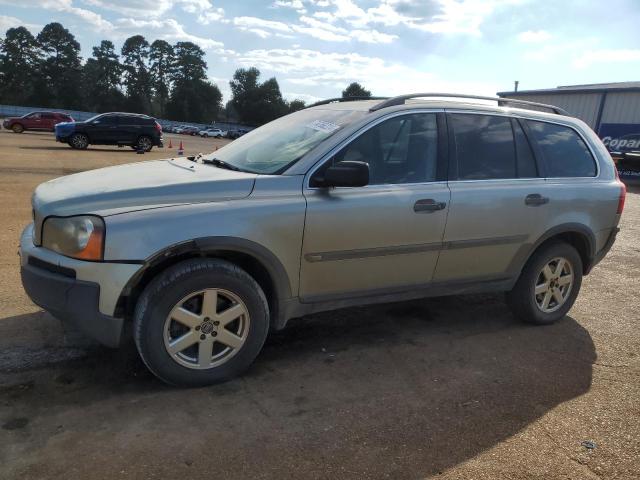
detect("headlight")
[41,215,105,261]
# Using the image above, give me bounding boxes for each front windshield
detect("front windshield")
[84,114,102,122]
[204,108,366,174]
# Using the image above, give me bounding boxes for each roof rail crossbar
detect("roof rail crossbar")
[307,96,389,108]
[369,93,570,116]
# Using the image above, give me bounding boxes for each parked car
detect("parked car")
[179,126,200,136]
[3,111,73,133]
[226,128,249,139]
[54,112,163,151]
[20,94,624,387]
[199,128,225,138]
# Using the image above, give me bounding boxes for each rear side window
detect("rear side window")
[525,120,596,177]
[450,114,515,180]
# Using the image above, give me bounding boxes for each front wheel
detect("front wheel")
[12,124,24,133]
[69,133,89,149]
[133,259,270,387]
[507,241,583,325]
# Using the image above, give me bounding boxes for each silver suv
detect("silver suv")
[20,94,625,386]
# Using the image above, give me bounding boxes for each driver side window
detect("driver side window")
[317,113,438,186]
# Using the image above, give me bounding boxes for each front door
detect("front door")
[434,112,552,282]
[90,114,119,143]
[300,112,450,301]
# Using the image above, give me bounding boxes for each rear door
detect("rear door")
[41,113,56,130]
[300,111,450,300]
[434,112,553,283]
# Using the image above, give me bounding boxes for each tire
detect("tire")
[136,135,153,152]
[507,241,583,325]
[69,133,89,149]
[133,258,270,387]
[12,123,24,133]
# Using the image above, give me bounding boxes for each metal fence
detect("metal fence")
[0,104,254,132]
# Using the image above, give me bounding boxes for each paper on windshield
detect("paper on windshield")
[305,120,341,134]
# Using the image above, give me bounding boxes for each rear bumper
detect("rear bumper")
[21,263,124,347]
[588,227,619,273]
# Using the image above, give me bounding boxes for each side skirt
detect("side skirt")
[280,275,516,326]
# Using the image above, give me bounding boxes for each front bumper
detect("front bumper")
[21,263,124,347]
[19,223,142,347]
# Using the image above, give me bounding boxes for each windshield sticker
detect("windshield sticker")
[305,120,340,133]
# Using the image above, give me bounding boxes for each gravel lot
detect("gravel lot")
[0,129,638,480]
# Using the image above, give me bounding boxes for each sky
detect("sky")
[2,0,640,105]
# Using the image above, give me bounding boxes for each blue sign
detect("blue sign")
[599,123,640,182]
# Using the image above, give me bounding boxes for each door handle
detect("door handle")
[525,194,549,206]
[414,199,447,213]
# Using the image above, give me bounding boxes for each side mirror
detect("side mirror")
[321,160,369,188]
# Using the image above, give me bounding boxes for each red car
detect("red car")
[2,111,74,133]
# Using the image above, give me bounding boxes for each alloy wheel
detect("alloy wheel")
[163,288,250,370]
[534,257,574,313]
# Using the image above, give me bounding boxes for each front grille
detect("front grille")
[27,256,76,278]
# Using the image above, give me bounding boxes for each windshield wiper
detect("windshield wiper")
[201,158,242,172]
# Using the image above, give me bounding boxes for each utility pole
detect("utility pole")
[514,80,519,92]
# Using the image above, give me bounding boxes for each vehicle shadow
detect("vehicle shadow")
[0,294,595,479]
[18,145,145,153]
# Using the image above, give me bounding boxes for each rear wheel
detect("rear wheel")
[69,133,89,149]
[136,135,153,152]
[134,259,270,387]
[12,124,24,133]
[507,241,582,325]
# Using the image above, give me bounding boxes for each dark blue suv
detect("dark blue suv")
[55,112,163,151]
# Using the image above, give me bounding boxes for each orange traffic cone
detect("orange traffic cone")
[178,141,184,156]
[168,138,173,148]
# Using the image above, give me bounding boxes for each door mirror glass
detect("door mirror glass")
[321,161,369,188]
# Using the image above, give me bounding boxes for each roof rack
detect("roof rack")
[369,93,570,116]
[307,96,389,108]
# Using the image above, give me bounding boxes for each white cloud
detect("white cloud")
[309,0,520,36]
[573,49,640,69]
[237,48,497,96]
[273,0,306,13]
[517,29,552,43]
[115,18,227,51]
[233,13,397,43]
[0,15,41,32]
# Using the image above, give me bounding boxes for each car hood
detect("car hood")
[32,158,257,219]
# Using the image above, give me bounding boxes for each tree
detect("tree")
[287,99,306,113]
[121,35,152,113]
[149,40,175,118]
[166,42,222,122]
[37,22,82,108]
[0,27,41,105]
[229,67,288,125]
[82,40,125,112]
[342,82,371,99]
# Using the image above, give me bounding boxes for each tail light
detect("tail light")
[614,168,626,214]
[155,122,162,133]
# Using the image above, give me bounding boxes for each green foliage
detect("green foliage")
[0,22,302,125]
[37,22,82,109]
[82,40,125,112]
[342,82,372,99]
[149,40,175,118]
[0,27,41,105]
[121,35,152,114]
[229,67,289,125]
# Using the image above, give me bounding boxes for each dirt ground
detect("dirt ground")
[0,129,638,480]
